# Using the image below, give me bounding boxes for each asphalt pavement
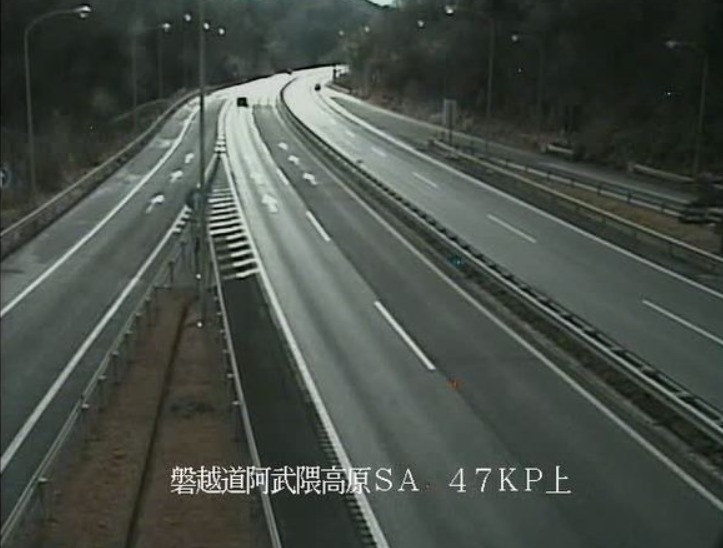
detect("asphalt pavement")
[0,90,225,525]
[280,69,723,413]
[219,74,723,547]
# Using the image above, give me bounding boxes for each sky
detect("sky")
[366,0,396,5]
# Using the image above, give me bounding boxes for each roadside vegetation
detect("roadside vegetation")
[0,0,376,222]
[340,0,723,177]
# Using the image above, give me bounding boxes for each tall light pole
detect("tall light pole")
[195,14,227,322]
[197,1,208,322]
[24,4,92,206]
[511,33,545,130]
[183,13,192,89]
[666,40,709,180]
[157,22,172,99]
[131,21,172,133]
[445,4,495,120]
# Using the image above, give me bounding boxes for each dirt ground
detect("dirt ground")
[29,290,269,548]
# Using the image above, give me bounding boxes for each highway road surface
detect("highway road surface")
[280,69,723,414]
[1,83,249,524]
[3,68,722,547]
[326,84,695,206]
[218,72,723,547]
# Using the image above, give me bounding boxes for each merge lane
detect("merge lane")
[283,74,723,410]
[226,92,723,547]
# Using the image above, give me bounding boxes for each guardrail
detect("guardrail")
[452,140,698,220]
[279,82,723,450]
[627,161,695,184]
[0,142,224,545]
[432,140,723,271]
[542,142,576,160]
[0,89,198,261]
[0,207,194,547]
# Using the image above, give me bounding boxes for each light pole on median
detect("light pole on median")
[665,39,709,181]
[24,4,92,206]
[197,0,208,324]
[444,4,495,120]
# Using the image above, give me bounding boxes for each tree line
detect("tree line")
[343,0,723,175]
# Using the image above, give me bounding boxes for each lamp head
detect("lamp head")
[75,4,92,19]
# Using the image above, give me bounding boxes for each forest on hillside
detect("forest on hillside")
[0,0,376,197]
[343,0,723,175]
[1,0,721,203]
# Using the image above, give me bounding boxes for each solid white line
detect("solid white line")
[487,214,537,243]
[643,300,723,348]
[374,301,436,371]
[1,208,185,473]
[305,211,331,242]
[221,152,389,548]
[318,80,723,301]
[1,106,199,319]
[317,144,723,512]
[412,171,439,189]
[371,146,387,158]
[276,167,291,186]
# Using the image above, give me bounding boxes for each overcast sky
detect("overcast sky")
[366,0,396,5]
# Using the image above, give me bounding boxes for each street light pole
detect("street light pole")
[692,53,708,180]
[23,28,36,205]
[665,40,709,180]
[132,22,171,133]
[536,44,545,130]
[197,0,208,322]
[132,35,138,132]
[511,32,545,130]
[157,23,171,99]
[23,5,91,206]
[486,19,495,120]
[183,13,192,89]
[445,5,496,119]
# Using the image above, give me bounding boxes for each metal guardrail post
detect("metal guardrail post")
[111,351,121,385]
[230,400,241,442]
[180,239,188,273]
[225,373,235,402]
[37,477,52,522]
[80,402,91,447]
[144,297,152,327]
[97,374,107,411]
[124,330,134,362]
